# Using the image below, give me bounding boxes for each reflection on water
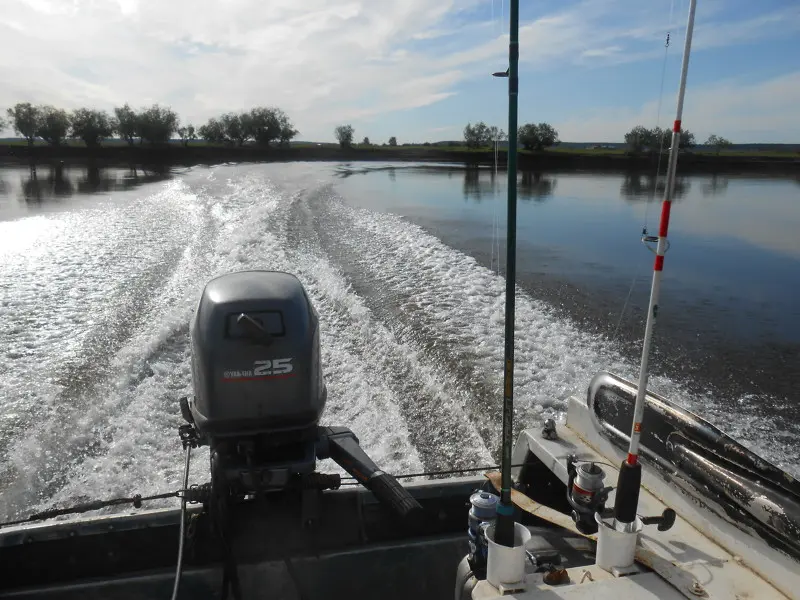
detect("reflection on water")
[620,172,690,200]
[462,167,493,201]
[463,167,556,202]
[23,164,74,202]
[16,164,171,203]
[0,163,175,220]
[335,163,800,420]
[701,174,729,197]
[519,171,557,201]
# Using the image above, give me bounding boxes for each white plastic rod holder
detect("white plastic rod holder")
[595,513,643,572]
[486,522,532,589]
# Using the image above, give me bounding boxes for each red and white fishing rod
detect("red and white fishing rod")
[614,0,698,527]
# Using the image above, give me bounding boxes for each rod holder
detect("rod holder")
[486,522,531,590]
[595,513,642,572]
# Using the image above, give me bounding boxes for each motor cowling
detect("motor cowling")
[180,270,423,523]
[189,270,326,440]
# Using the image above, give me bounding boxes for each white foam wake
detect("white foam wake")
[1,163,796,521]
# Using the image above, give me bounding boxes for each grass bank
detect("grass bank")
[1,142,798,174]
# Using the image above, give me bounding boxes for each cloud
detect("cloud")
[1,0,481,136]
[554,71,800,143]
[1,0,798,141]
[580,46,623,60]
[692,5,800,51]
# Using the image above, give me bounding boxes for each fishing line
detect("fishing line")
[616,0,675,340]
[489,0,503,277]
[643,0,676,231]
[612,263,643,341]
[493,137,502,276]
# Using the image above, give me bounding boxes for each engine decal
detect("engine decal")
[223,358,295,381]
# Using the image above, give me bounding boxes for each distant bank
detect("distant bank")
[1,143,798,174]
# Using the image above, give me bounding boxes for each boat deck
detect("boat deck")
[498,395,792,600]
[0,477,591,599]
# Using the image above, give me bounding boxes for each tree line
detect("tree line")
[0,103,736,154]
[196,108,297,146]
[463,121,560,151]
[624,125,732,154]
[463,121,733,154]
[2,102,299,148]
[332,124,398,148]
[624,125,695,153]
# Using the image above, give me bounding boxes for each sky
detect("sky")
[0,0,798,144]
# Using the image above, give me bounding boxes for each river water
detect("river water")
[0,162,797,520]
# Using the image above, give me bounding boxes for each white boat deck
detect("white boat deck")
[472,395,792,599]
[474,567,686,599]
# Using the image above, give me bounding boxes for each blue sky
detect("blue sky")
[1,0,798,143]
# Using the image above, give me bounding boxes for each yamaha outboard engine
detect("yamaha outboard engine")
[180,270,422,521]
[187,270,326,493]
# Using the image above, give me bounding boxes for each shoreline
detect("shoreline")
[1,143,798,174]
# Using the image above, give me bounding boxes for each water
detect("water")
[0,162,797,521]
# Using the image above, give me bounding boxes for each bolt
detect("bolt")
[689,581,706,596]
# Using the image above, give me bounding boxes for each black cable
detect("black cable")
[171,445,192,600]
[0,490,181,529]
[1,463,525,527]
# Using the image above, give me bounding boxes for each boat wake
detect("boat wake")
[0,163,795,522]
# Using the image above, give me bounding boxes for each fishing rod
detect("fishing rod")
[493,0,520,548]
[614,0,698,527]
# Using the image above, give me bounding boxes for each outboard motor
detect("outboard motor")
[180,270,422,521]
[187,270,326,493]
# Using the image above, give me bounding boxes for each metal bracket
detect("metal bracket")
[179,424,200,449]
[641,229,671,254]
